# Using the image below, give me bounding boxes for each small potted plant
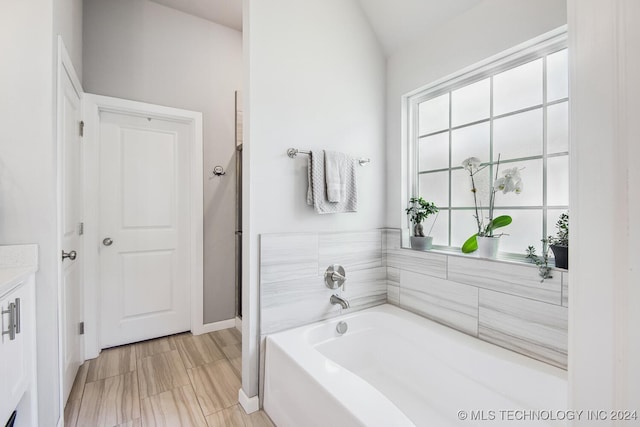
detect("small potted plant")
[548,212,569,269]
[405,197,439,250]
[525,240,553,282]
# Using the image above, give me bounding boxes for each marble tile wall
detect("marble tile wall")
[383,229,569,369]
[260,230,387,335]
[259,229,569,371]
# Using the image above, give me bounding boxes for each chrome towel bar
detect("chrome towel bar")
[286,148,370,166]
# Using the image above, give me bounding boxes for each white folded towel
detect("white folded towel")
[324,150,349,202]
[307,150,357,214]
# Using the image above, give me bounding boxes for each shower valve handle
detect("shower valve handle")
[325,265,346,290]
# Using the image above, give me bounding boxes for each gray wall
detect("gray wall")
[83,0,243,323]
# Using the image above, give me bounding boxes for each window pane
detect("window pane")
[451,78,490,127]
[419,171,449,208]
[547,101,569,154]
[451,210,481,248]
[419,132,449,171]
[494,58,543,115]
[547,155,569,206]
[419,94,449,136]
[426,211,449,246]
[492,209,543,254]
[547,49,569,102]
[451,122,490,168]
[451,166,490,208]
[493,159,543,207]
[493,108,543,161]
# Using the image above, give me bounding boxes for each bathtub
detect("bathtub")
[264,304,567,427]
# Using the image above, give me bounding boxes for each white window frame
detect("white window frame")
[403,27,568,260]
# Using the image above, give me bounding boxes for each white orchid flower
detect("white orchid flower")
[515,181,523,194]
[462,157,482,172]
[494,167,524,194]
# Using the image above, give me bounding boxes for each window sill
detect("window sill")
[399,244,568,272]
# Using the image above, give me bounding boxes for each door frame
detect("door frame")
[82,94,204,359]
[56,36,84,419]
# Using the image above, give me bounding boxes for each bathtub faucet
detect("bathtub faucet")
[330,294,350,309]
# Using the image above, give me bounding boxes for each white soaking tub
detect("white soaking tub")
[264,304,567,427]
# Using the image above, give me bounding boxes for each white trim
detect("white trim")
[404,26,568,99]
[235,316,242,332]
[56,36,84,426]
[82,94,204,357]
[193,318,236,335]
[238,388,260,414]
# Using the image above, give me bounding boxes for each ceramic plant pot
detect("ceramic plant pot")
[476,236,500,258]
[410,236,433,251]
[550,244,568,269]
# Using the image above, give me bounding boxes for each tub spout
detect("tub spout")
[330,294,350,309]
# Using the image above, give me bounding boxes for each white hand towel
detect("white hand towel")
[324,150,349,203]
[307,150,357,214]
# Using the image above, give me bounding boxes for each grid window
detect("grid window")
[409,41,568,256]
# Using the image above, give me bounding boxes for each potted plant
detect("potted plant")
[548,212,569,269]
[460,155,523,258]
[405,197,439,250]
[525,240,553,282]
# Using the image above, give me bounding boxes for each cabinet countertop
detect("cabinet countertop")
[0,266,37,298]
[0,244,38,298]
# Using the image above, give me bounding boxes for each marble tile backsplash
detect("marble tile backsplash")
[384,229,568,369]
[260,231,386,335]
[259,229,569,370]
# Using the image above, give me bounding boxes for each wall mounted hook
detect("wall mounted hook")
[209,165,226,179]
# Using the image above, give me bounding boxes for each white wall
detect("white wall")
[0,1,59,425]
[385,0,567,228]
[83,0,243,323]
[243,0,386,398]
[54,0,83,80]
[568,0,640,416]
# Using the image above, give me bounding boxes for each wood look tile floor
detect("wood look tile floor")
[65,329,274,427]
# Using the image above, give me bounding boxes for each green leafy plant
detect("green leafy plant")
[405,197,439,237]
[460,155,523,253]
[548,212,569,246]
[525,240,553,282]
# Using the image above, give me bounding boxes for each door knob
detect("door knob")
[103,237,113,246]
[62,250,77,261]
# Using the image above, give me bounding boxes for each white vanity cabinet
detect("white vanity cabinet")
[0,277,33,423]
[0,245,38,427]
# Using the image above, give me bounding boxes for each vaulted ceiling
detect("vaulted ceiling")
[149,0,481,56]
[149,0,243,31]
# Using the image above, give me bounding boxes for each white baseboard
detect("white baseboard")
[193,318,235,335]
[238,388,260,414]
[235,316,242,332]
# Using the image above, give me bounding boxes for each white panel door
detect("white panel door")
[99,111,191,348]
[60,63,83,404]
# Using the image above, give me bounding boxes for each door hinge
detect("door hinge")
[79,322,85,335]
[78,222,84,236]
[79,121,85,137]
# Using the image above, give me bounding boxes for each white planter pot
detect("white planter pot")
[410,236,433,250]
[476,236,500,258]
